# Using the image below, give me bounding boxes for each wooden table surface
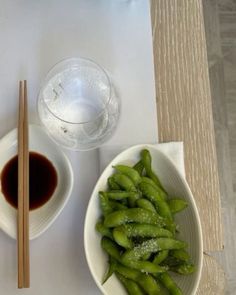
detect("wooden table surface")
[151,0,225,293]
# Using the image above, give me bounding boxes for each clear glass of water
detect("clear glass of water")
[38,58,120,150]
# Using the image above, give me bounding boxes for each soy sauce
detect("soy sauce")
[1,152,57,210]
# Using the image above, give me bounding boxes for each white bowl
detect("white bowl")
[84,144,203,295]
[0,124,73,239]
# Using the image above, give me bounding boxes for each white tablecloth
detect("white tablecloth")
[0,0,157,294]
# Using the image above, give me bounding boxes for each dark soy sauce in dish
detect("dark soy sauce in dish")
[1,152,57,210]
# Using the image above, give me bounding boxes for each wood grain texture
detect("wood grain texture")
[197,254,226,295]
[150,0,223,252]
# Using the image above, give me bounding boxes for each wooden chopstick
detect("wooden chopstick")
[18,81,24,288]
[17,80,30,288]
[23,80,30,288]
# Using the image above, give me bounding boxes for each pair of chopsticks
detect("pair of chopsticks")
[18,80,30,288]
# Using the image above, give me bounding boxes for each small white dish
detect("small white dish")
[84,144,203,295]
[0,124,73,240]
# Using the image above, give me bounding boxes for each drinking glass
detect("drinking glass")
[38,58,120,150]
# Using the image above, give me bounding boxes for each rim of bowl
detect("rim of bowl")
[84,144,203,295]
[38,57,112,125]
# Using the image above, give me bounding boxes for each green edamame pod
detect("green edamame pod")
[158,272,183,295]
[110,174,137,206]
[140,149,153,175]
[141,177,167,201]
[139,182,172,221]
[133,160,144,176]
[141,176,161,190]
[126,260,167,274]
[110,198,132,209]
[155,238,186,250]
[113,227,133,249]
[117,224,173,239]
[168,199,188,214]
[113,165,141,186]
[108,177,120,190]
[161,256,181,267]
[122,238,187,262]
[101,237,121,261]
[153,250,169,265]
[96,221,113,240]
[99,192,113,216]
[116,273,144,295]
[109,200,128,211]
[111,174,136,192]
[99,192,127,215]
[104,208,166,228]
[102,191,139,201]
[170,263,196,275]
[102,237,166,274]
[114,262,161,295]
[102,257,116,284]
[170,249,190,262]
[136,198,157,213]
[141,149,163,189]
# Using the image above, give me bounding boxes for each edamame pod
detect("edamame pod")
[113,165,141,186]
[122,238,187,262]
[158,272,183,295]
[116,273,144,295]
[141,177,167,201]
[102,191,139,201]
[96,221,113,240]
[168,199,188,214]
[110,174,138,206]
[113,227,133,249]
[116,224,173,239]
[101,237,121,261]
[104,208,166,228]
[126,260,167,274]
[99,192,113,216]
[109,200,128,211]
[108,177,120,190]
[102,237,166,274]
[111,174,137,192]
[141,149,163,189]
[133,160,144,176]
[153,250,169,265]
[114,262,161,295]
[140,149,153,175]
[102,257,116,284]
[170,263,195,275]
[170,249,190,262]
[136,198,157,213]
[139,182,172,221]
[161,256,181,267]
[99,192,127,216]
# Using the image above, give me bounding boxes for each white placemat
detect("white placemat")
[0,0,157,145]
[0,0,157,294]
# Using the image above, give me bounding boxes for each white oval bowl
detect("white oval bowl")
[84,144,203,295]
[0,125,73,240]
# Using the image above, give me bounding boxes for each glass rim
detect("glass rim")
[38,57,112,125]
